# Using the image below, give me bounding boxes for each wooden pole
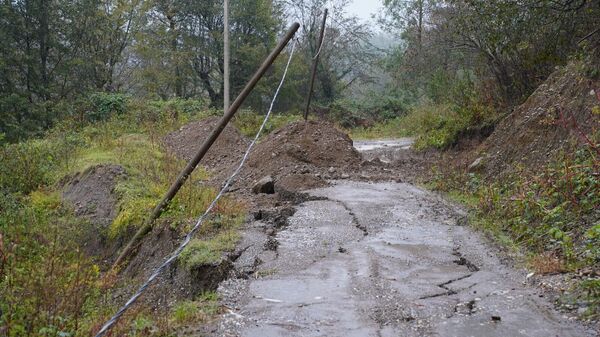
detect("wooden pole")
[304,9,328,121]
[112,23,301,270]
[224,0,230,113]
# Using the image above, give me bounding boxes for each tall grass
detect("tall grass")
[0,98,246,336]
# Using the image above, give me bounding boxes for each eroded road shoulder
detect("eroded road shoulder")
[214,181,596,337]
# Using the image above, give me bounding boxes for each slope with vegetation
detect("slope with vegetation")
[0,97,248,336]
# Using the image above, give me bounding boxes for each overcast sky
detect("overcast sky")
[345,0,382,22]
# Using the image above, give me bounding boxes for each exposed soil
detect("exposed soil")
[163,116,250,173]
[163,118,364,195]
[62,164,126,259]
[62,164,126,227]
[230,120,362,192]
[110,218,235,308]
[472,59,600,178]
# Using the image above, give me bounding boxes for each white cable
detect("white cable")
[313,21,327,60]
[94,39,297,337]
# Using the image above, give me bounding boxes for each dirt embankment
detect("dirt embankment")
[164,118,363,193]
[62,164,126,259]
[239,120,361,191]
[471,59,600,178]
[163,116,250,174]
[62,164,126,227]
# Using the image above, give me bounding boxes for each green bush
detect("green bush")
[0,141,58,194]
[233,109,302,137]
[0,192,101,337]
[86,92,129,122]
[329,92,410,128]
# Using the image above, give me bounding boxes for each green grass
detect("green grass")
[0,98,248,336]
[179,229,242,269]
[349,100,498,149]
[348,116,416,140]
[171,292,221,325]
[233,109,303,138]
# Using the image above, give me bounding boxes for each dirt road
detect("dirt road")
[211,140,596,337]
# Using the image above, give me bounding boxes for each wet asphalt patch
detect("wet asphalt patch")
[214,181,596,337]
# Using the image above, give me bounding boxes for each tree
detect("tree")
[379,0,600,105]
[129,0,282,107]
[284,0,378,104]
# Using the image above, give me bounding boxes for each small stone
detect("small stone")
[341,173,350,179]
[491,315,501,322]
[252,176,275,194]
[328,167,336,173]
[468,157,485,172]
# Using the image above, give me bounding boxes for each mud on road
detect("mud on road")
[206,139,596,337]
[212,181,595,337]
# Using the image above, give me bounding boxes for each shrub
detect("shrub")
[0,193,101,337]
[0,141,58,194]
[233,109,303,137]
[329,91,410,129]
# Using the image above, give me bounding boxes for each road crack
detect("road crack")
[328,198,368,236]
[419,273,475,300]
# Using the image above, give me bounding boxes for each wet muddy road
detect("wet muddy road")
[214,180,595,337]
[353,139,414,163]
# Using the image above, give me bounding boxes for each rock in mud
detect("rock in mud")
[468,157,485,172]
[252,176,275,194]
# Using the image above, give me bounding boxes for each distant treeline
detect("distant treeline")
[1,0,598,143]
[0,0,381,143]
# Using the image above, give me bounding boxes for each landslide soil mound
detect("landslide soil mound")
[235,120,361,191]
[62,164,126,227]
[163,116,250,172]
[475,58,600,178]
[62,164,126,259]
[162,117,361,196]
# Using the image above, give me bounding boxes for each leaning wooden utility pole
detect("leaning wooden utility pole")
[304,9,328,120]
[224,0,230,113]
[112,23,301,269]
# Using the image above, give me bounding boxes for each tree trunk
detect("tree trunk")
[168,15,183,98]
[38,0,50,100]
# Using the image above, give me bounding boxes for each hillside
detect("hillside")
[474,56,600,178]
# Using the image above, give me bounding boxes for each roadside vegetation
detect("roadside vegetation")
[428,132,599,318]
[0,96,247,336]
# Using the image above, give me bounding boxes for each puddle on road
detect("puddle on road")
[353,139,414,152]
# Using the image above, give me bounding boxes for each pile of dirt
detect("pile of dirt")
[474,59,600,178]
[62,164,126,227]
[163,116,250,172]
[235,120,362,192]
[62,164,126,259]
